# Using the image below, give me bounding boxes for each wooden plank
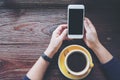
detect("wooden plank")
[0,9,67,80]
[1,0,79,4]
[1,0,120,9]
[0,44,44,80]
[0,9,66,44]
[0,9,120,44]
[0,0,80,9]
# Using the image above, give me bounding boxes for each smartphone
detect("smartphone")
[68,5,85,39]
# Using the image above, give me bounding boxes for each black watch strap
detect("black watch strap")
[41,53,52,62]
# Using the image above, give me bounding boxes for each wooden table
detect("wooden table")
[0,6,120,80]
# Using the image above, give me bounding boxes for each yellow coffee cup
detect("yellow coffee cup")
[58,45,94,80]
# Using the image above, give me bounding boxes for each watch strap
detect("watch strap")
[41,53,52,62]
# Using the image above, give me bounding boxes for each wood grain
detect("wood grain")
[0,7,120,80]
[0,9,67,80]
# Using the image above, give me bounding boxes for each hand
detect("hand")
[44,24,68,58]
[84,18,113,64]
[84,18,100,49]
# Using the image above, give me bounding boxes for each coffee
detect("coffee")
[67,51,87,72]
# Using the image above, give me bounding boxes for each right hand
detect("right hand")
[83,18,100,49]
[44,24,68,58]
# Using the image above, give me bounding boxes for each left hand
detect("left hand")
[44,24,68,58]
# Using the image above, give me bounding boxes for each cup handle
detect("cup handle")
[90,63,94,68]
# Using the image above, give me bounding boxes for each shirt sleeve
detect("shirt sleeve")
[101,58,120,80]
[23,75,30,80]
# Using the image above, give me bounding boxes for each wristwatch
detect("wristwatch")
[41,53,52,62]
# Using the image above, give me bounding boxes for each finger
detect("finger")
[85,18,96,31]
[84,18,91,27]
[64,37,68,40]
[59,29,68,40]
[83,26,86,39]
[64,36,73,40]
[84,19,91,32]
[83,37,87,45]
[85,18,92,26]
[54,24,67,34]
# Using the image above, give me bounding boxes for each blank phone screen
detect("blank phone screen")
[69,9,83,34]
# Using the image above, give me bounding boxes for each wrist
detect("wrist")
[90,41,113,64]
[44,46,56,58]
[41,53,52,62]
[91,41,102,51]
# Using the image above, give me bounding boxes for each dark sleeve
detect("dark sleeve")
[23,75,30,80]
[101,58,120,80]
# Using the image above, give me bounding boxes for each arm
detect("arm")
[84,18,120,80]
[25,24,68,80]
[84,18,113,64]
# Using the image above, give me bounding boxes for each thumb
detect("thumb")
[59,29,68,40]
[84,19,90,32]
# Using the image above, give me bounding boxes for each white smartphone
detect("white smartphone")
[68,4,85,39]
